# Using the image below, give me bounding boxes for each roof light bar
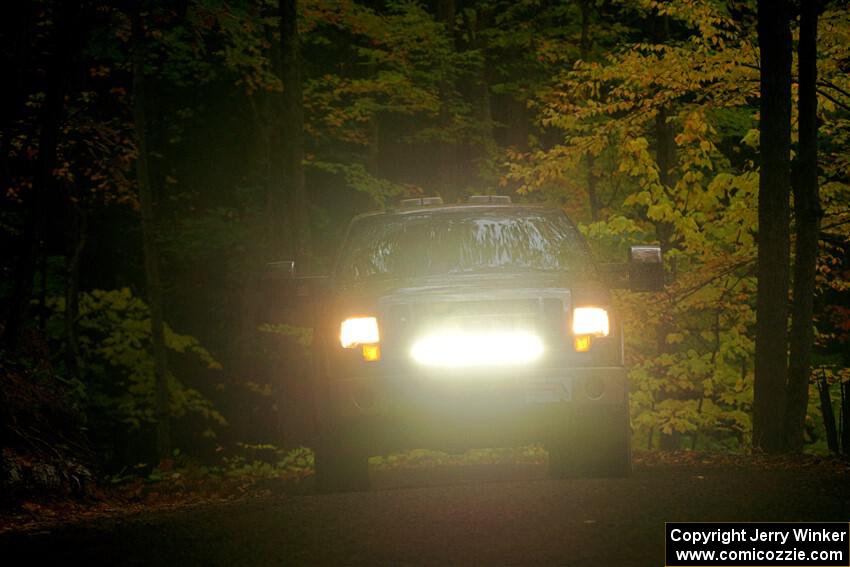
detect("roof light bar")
[467,195,512,204]
[400,197,444,207]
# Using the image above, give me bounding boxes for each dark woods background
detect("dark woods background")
[1,0,849,501]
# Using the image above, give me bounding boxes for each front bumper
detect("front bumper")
[320,366,628,452]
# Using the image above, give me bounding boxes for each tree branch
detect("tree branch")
[817,78,850,101]
[815,88,850,112]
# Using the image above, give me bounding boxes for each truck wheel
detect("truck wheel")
[314,430,370,493]
[547,403,631,478]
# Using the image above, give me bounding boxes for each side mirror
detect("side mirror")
[628,245,664,291]
[257,260,329,325]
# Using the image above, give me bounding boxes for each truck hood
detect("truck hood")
[336,273,578,306]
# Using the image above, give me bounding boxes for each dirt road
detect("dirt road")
[2,462,848,566]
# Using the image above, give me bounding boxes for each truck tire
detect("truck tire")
[314,428,370,493]
[547,402,631,478]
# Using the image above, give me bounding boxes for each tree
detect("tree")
[2,1,85,349]
[299,0,480,207]
[280,0,311,267]
[579,0,601,221]
[752,0,792,453]
[133,11,171,460]
[435,0,459,203]
[507,0,764,449]
[810,3,850,455]
[784,0,822,452]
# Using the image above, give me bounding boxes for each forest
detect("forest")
[1,0,849,504]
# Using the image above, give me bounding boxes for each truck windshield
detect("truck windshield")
[335,209,591,283]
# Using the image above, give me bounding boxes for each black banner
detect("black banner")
[666,522,850,566]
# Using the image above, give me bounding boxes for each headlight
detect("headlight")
[572,307,610,337]
[340,316,380,348]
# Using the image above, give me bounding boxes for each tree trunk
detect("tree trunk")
[2,2,81,348]
[753,0,792,453]
[461,5,496,193]
[841,381,850,454]
[580,0,600,221]
[652,16,676,250]
[133,20,171,460]
[280,0,311,269]
[366,57,381,178]
[818,371,838,453]
[368,114,380,178]
[653,21,679,448]
[64,198,86,382]
[784,0,821,452]
[436,0,460,203]
[263,19,291,258]
[38,249,47,333]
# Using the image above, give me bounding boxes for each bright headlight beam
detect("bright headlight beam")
[410,331,544,368]
[340,316,380,348]
[572,307,610,336]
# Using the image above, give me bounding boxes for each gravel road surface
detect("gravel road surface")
[2,462,848,566]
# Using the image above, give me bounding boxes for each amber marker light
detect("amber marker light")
[574,334,592,352]
[361,344,381,362]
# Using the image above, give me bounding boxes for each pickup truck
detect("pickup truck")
[268,196,662,492]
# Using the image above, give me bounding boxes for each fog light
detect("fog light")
[583,376,605,400]
[352,386,376,409]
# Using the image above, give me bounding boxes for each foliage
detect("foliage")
[0,353,94,503]
[2,0,850,501]
[219,444,314,480]
[369,445,548,469]
[506,0,850,449]
[300,0,486,204]
[46,288,225,432]
[258,322,313,349]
